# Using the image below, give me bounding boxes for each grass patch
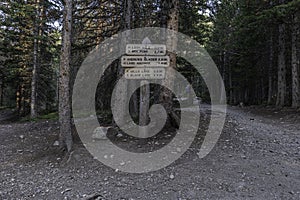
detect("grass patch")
[0,106,14,110]
[38,112,58,120]
[20,112,58,122]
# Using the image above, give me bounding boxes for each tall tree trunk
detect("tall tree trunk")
[16,85,21,113]
[160,0,179,121]
[222,51,227,104]
[0,80,3,107]
[125,0,131,30]
[18,83,26,116]
[125,0,138,116]
[59,0,73,152]
[113,0,131,127]
[268,30,274,105]
[228,64,233,104]
[276,22,286,107]
[292,13,300,108]
[222,51,226,84]
[260,77,265,103]
[30,0,40,118]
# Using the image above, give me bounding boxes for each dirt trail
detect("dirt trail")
[0,106,299,200]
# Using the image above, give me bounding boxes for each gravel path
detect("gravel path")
[0,106,299,200]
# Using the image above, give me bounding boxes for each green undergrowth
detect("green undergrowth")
[20,112,58,122]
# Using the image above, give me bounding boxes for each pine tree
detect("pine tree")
[59,0,73,152]
[292,12,300,108]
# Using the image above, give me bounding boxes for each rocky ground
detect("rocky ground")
[0,105,299,200]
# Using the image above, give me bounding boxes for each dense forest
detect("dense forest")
[0,0,299,151]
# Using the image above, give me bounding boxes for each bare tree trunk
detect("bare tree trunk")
[228,64,233,104]
[16,85,21,113]
[125,0,138,116]
[30,0,40,118]
[222,51,226,84]
[0,80,3,107]
[276,22,286,107]
[222,51,227,104]
[113,0,132,128]
[260,77,265,103]
[292,13,300,108]
[59,0,73,152]
[268,31,274,105]
[19,83,26,116]
[160,0,179,120]
[125,0,131,30]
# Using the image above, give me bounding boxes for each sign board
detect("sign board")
[121,56,170,67]
[125,68,165,80]
[126,44,166,55]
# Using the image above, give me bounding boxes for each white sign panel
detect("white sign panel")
[125,68,165,80]
[126,44,166,55]
[121,56,170,67]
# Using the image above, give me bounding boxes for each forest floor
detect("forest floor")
[0,105,299,200]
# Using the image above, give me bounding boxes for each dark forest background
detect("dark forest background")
[0,0,299,150]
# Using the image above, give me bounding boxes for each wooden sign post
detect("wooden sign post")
[121,37,169,139]
[139,37,151,139]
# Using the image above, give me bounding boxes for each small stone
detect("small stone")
[170,174,175,179]
[53,141,59,147]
